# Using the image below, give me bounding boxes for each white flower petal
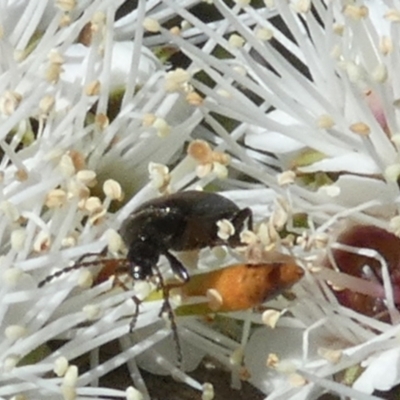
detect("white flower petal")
[245,111,305,153]
[298,153,380,174]
[61,42,160,88]
[353,347,400,393]
[244,327,304,394]
[331,175,397,212]
[367,0,391,36]
[246,130,305,154]
[133,322,205,375]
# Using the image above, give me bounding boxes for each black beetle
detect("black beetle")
[39,190,252,286]
[119,190,253,283]
[38,190,253,365]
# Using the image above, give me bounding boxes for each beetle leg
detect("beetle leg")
[129,295,143,332]
[233,207,253,230]
[110,265,130,289]
[104,266,143,332]
[164,251,190,283]
[228,207,253,246]
[153,266,183,367]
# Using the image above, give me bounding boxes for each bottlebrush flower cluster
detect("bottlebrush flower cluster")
[0,1,399,400]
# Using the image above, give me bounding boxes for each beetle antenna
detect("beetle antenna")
[38,250,113,288]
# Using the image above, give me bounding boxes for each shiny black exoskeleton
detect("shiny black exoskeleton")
[119,190,253,282]
[37,190,253,365]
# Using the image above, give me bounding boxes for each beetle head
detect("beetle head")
[127,240,159,280]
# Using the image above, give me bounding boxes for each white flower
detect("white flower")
[354,347,400,393]
[0,1,206,399]
[2,0,400,399]
[150,0,400,399]
[61,42,160,90]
